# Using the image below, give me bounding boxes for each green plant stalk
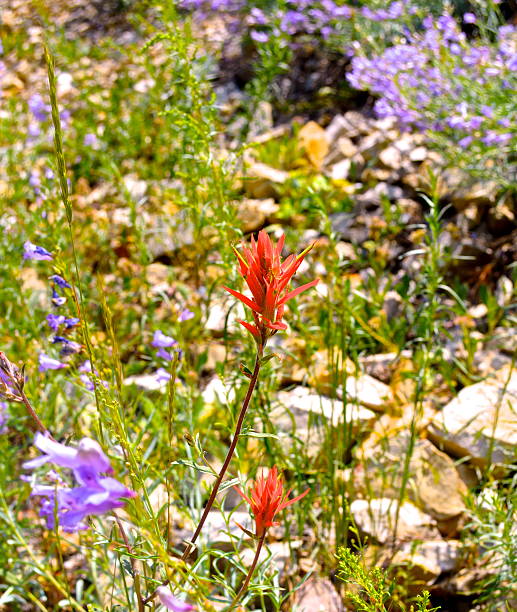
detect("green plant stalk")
[392,187,442,544]
[231,531,267,610]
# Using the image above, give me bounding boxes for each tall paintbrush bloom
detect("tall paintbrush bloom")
[222,231,319,345]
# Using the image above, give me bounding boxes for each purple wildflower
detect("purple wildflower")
[153,368,172,384]
[156,347,174,361]
[24,434,135,532]
[38,353,67,372]
[52,289,66,307]
[151,330,177,348]
[463,12,476,24]
[46,313,66,331]
[50,275,71,289]
[79,360,108,391]
[28,94,50,122]
[83,133,99,147]
[65,317,80,329]
[23,241,53,261]
[179,309,194,322]
[156,586,195,611]
[52,337,82,356]
[250,30,269,43]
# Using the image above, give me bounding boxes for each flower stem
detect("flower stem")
[18,387,55,440]
[181,345,264,561]
[231,532,266,610]
[142,346,264,606]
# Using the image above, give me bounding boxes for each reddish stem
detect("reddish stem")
[181,345,263,561]
[231,531,267,610]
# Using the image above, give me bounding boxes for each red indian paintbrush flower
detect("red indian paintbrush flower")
[222,231,319,343]
[235,466,309,537]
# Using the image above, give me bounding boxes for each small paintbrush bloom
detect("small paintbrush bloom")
[223,231,319,344]
[235,466,309,537]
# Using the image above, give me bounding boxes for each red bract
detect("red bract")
[235,466,309,537]
[222,231,319,343]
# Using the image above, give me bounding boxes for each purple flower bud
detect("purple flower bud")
[50,274,71,289]
[64,317,80,329]
[463,13,476,24]
[23,241,53,261]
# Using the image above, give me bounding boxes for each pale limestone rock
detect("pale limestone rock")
[428,367,517,466]
[390,550,441,585]
[342,374,394,412]
[351,498,441,544]
[330,158,351,180]
[201,376,236,406]
[292,577,343,612]
[245,162,289,199]
[122,173,147,202]
[379,145,402,169]
[205,296,246,335]
[398,539,463,574]
[237,197,279,233]
[123,373,169,392]
[355,431,467,520]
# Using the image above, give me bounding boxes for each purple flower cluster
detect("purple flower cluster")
[22,242,86,375]
[179,0,415,44]
[347,16,516,162]
[23,433,136,532]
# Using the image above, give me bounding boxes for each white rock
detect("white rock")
[342,374,394,412]
[123,373,168,392]
[350,498,440,544]
[202,376,236,406]
[398,539,463,573]
[428,367,517,466]
[276,386,376,428]
[330,158,351,180]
